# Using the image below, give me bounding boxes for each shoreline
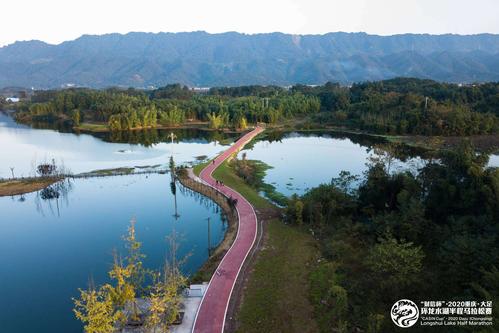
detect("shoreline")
[176,168,239,283]
[9,110,499,153]
[267,125,499,153]
[0,168,168,197]
[0,168,240,292]
[74,122,248,134]
[60,122,499,154]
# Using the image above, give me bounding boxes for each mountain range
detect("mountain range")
[0,31,498,88]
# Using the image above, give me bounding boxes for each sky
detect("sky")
[1,0,498,46]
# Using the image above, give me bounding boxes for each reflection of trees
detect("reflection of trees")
[178,183,222,215]
[206,130,225,144]
[40,187,60,200]
[35,178,73,217]
[29,119,74,133]
[178,183,226,226]
[365,142,430,161]
[170,157,180,220]
[263,130,430,160]
[264,130,286,143]
[17,118,238,147]
[177,183,227,254]
[102,128,236,147]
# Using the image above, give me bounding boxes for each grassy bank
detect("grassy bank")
[212,161,273,210]
[193,161,210,177]
[194,154,284,209]
[0,177,61,196]
[74,122,109,132]
[192,141,320,331]
[235,219,320,333]
[78,167,135,177]
[238,159,288,206]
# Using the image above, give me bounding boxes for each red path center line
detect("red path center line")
[192,127,264,333]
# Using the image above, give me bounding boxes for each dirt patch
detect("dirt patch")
[0,177,61,197]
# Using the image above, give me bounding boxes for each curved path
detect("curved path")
[192,127,264,333]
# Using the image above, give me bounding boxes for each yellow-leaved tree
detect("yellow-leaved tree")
[146,233,188,332]
[238,117,247,130]
[73,219,186,333]
[73,286,121,333]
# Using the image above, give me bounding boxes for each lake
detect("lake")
[240,131,499,197]
[0,174,225,333]
[0,112,234,178]
[0,113,232,332]
[1,117,497,332]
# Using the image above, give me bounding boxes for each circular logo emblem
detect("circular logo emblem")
[391,299,419,328]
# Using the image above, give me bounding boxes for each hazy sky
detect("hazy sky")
[1,0,498,46]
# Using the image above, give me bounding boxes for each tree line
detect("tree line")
[300,78,499,135]
[14,84,319,131]
[13,78,499,135]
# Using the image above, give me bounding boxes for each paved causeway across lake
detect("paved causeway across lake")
[192,126,264,333]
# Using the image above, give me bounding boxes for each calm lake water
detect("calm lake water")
[0,174,225,333]
[240,131,499,197]
[1,114,497,332]
[0,112,233,178]
[0,113,232,332]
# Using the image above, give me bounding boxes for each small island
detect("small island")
[0,177,61,196]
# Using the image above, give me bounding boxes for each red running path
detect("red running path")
[192,126,264,333]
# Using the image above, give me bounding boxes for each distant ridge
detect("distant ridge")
[0,31,498,88]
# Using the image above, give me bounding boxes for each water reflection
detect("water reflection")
[26,116,235,147]
[240,130,429,196]
[0,112,235,178]
[178,183,228,257]
[34,179,73,217]
[101,127,233,147]
[0,173,225,333]
[263,130,430,160]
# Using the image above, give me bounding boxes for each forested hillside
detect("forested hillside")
[1,32,499,87]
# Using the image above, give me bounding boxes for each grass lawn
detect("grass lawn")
[212,160,273,210]
[192,161,210,177]
[236,219,320,333]
[75,122,109,132]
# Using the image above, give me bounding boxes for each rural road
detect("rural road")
[192,126,264,333]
